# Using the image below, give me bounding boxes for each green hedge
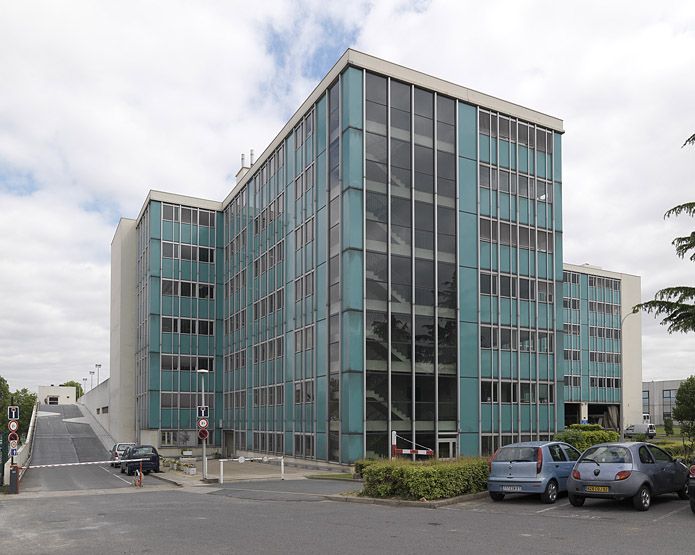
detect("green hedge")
[656,441,693,461]
[353,459,379,478]
[554,428,619,451]
[361,458,489,500]
[566,424,604,432]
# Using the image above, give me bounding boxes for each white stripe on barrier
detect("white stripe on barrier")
[29,458,150,469]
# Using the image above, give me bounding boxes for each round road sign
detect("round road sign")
[238,456,246,464]
[8,420,19,432]
[8,431,19,442]
[9,439,18,449]
[197,418,209,429]
[197,429,209,440]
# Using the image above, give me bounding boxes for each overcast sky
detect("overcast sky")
[1,0,693,392]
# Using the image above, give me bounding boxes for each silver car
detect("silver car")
[488,441,581,504]
[566,442,689,511]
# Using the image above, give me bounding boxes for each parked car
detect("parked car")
[689,463,695,514]
[624,423,656,439]
[566,442,689,511]
[487,441,582,504]
[109,442,136,467]
[120,445,160,476]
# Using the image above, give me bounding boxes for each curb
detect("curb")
[149,472,184,487]
[324,490,489,509]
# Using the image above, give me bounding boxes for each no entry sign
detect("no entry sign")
[8,420,19,432]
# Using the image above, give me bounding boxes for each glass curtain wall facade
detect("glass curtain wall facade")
[562,268,622,427]
[135,200,223,448]
[125,52,566,462]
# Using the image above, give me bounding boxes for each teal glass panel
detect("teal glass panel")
[519,146,528,173]
[341,371,364,434]
[537,205,547,228]
[480,295,492,323]
[316,151,327,210]
[499,192,511,220]
[536,152,546,178]
[460,377,479,432]
[500,245,511,273]
[150,201,162,239]
[341,433,363,464]
[553,133,562,181]
[460,211,478,268]
[459,157,477,214]
[180,261,192,281]
[162,221,174,241]
[161,409,172,428]
[479,242,491,270]
[199,226,210,246]
[458,102,477,160]
[520,405,531,432]
[149,240,161,277]
[460,323,478,378]
[317,94,327,153]
[519,352,530,379]
[341,67,363,131]
[161,333,173,353]
[499,139,510,168]
[342,249,363,312]
[149,317,160,349]
[519,197,529,225]
[554,182,563,232]
[342,128,363,191]
[500,351,512,378]
[538,253,548,279]
[511,144,516,170]
[490,139,497,164]
[479,135,490,163]
[460,266,478,323]
[501,405,513,432]
[342,188,363,249]
[481,406,493,432]
[341,309,364,372]
[459,433,478,457]
[480,350,492,378]
[500,298,512,325]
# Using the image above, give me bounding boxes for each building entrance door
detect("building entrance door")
[437,439,457,460]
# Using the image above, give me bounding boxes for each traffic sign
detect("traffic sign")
[9,439,18,449]
[8,420,19,432]
[8,431,19,442]
[197,405,209,419]
[7,405,19,420]
[198,429,209,440]
[10,448,18,457]
[197,418,209,429]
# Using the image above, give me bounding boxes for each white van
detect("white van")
[624,423,656,439]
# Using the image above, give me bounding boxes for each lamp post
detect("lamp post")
[89,370,95,391]
[619,310,636,440]
[95,363,101,386]
[197,369,209,480]
[82,377,87,397]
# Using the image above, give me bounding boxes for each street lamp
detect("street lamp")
[95,363,101,386]
[82,377,87,397]
[89,370,95,391]
[619,310,637,440]
[197,368,209,480]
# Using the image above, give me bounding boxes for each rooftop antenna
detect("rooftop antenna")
[250,149,255,165]
[241,153,246,167]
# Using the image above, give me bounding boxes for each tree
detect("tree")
[0,375,10,420]
[61,380,84,399]
[633,136,695,331]
[672,376,695,455]
[12,388,37,442]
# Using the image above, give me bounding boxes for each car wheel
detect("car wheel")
[120,466,125,474]
[155,466,160,473]
[568,494,585,507]
[690,498,695,514]
[489,492,505,502]
[541,480,559,504]
[144,470,151,475]
[677,481,688,500]
[127,466,134,476]
[633,484,651,511]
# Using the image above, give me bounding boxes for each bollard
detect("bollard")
[9,464,19,494]
[280,457,285,480]
[219,459,224,485]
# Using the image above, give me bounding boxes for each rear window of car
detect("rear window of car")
[495,446,537,462]
[132,447,155,457]
[581,446,632,464]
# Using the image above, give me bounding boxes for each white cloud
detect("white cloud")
[1,0,694,390]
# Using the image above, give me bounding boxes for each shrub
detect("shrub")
[567,424,604,432]
[353,459,379,478]
[657,441,694,462]
[554,428,619,451]
[664,418,674,436]
[361,458,489,500]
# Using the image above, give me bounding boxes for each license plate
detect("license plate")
[585,485,609,493]
[502,485,522,492]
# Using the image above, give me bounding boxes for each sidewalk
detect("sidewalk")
[150,457,344,488]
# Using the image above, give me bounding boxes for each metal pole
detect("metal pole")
[95,363,101,386]
[202,372,207,480]
[280,456,284,480]
[10,394,14,466]
[219,459,224,485]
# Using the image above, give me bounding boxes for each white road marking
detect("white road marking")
[651,504,690,522]
[536,505,560,513]
[99,465,131,484]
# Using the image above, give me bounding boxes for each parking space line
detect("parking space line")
[651,504,690,523]
[99,465,131,484]
[536,505,560,513]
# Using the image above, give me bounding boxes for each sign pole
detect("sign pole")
[202,374,207,480]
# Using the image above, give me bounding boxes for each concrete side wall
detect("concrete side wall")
[620,273,643,429]
[79,380,111,432]
[110,218,138,443]
[37,386,77,405]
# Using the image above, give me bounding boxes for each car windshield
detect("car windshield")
[495,446,537,462]
[581,446,632,464]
